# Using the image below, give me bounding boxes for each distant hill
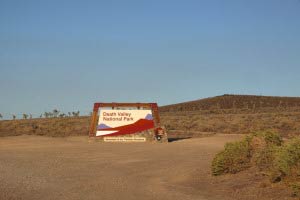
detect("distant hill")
[159,94,300,112]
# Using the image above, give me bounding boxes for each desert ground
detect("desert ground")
[0,134,293,200]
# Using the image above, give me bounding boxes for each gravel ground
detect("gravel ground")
[0,134,292,200]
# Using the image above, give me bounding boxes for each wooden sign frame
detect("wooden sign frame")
[89,103,161,138]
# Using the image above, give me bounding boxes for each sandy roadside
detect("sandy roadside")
[0,134,291,200]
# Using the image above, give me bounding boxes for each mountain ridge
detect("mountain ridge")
[159,94,300,112]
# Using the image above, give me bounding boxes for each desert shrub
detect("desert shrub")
[290,183,300,197]
[250,131,282,170]
[212,136,252,175]
[253,145,279,171]
[263,131,283,146]
[251,133,300,193]
[270,137,300,183]
[212,131,283,176]
[251,130,283,146]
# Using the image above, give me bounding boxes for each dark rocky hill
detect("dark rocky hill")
[159,94,300,112]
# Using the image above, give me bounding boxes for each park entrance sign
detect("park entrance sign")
[89,103,168,142]
[96,109,154,136]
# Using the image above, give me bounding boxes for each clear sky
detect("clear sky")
[1,0,300,118]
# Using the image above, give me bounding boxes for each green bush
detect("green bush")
[211,131,300,196]
[251,131,282,171]
[262,131,283,146]
[251,130,283,146]
[253,145,278,171]
[212,137,252,175]
[212,131,282,176]
[290,183,300,197]
[271,137,300,182]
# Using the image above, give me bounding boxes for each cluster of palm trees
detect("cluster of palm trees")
[43,110,80,118]
[0,110,81,120]
[22,114,32,119]
[0,113,16,120]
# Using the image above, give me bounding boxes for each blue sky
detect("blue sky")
[1,0,300,118]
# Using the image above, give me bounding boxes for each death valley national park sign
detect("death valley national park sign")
[89,103,167,142]
[96,109,154,136]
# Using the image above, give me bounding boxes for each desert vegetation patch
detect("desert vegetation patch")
[212,131,300,197]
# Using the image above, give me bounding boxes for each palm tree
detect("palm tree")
[12,115,16,120]
[44,112,49,118]
[59,113,66,118]
[72,111,80,117]
[48,112,53,118]
[23,113,28,119]
[52,109,59,117]
[0,113,3,119]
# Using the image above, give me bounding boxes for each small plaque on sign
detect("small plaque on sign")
[103,137,146,142]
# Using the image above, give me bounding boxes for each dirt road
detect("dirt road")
[0,135,291,200]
